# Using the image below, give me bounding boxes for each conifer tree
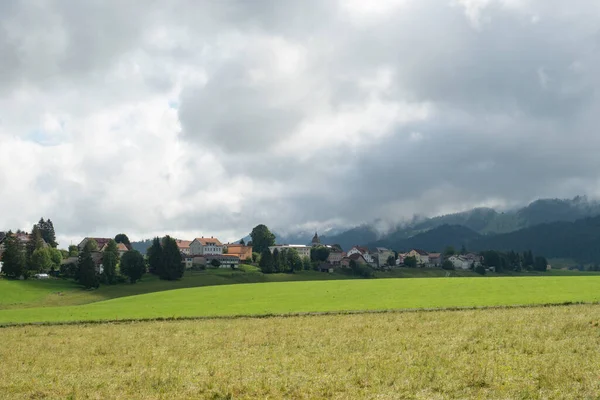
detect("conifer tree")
[159,236,183,280]
[78,241,99,289]
[259,249,274,273]
[147,237,163,275]
[102,239,119,284]
[1,231,26,278]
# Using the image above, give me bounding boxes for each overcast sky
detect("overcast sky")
[1,0,599,246]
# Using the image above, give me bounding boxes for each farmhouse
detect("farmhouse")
[406,249,429,266]
[347,246,376,264]
[78,237,112,251]
[448,255,471,270]
[374,247,395,267]
[175,239,192,255]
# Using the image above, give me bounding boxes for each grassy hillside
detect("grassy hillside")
[0,267,358,310]
[3,305,600,398]
[2,276,600,325]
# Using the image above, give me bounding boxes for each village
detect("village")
[62,231,484,274]
[1,228,484,277]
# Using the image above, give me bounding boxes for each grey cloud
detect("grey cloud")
[2,0,600,242]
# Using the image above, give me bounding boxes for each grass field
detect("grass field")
[2,276,600,325]
[3,266,598,312]
[2,304,600,399]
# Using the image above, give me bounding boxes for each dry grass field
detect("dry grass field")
[2,304,600,399]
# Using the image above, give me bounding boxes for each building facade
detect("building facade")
[190,237,223,256]
[225,244,253,261]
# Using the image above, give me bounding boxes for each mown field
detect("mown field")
[2,305,600,399]
[2,276,600,325]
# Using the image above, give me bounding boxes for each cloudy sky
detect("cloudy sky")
[1,0,599,246]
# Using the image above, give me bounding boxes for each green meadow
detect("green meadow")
[2,276,600,325]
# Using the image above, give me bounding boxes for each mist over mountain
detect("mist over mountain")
[321,196,600,250]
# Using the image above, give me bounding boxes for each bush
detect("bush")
[441,260,455,270]
[210,259,221,268]
[475,265,486,275]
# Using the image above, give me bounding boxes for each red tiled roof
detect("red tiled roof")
[193,237,223,246]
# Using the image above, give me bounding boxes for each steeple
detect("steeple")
[311,231,320,246]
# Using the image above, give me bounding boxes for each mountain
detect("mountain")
[130,238,154,254]
[320,225,380,251]
[369,225,481,252]
[470,216,600,263]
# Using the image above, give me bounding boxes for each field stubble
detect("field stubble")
[1,305,600,399]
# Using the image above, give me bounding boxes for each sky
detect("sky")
[1,0,599,247]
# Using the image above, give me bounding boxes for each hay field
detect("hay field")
[2,305,600,399]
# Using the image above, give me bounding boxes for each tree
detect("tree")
[240,238,245,246]
[252,252,260,263]
[259,249,274,273]
[30,248,53,273]
[534,256,548,272]
[102,239,119,284]
[48,248,63,272]
[310,246,330,262]
[404,256,417,268]
[460,244,467,255]
[86,239,98,252]
[68,245,79,257]
[444,246,456,257]
[277,249,289,272]
[272,248,280,272]
[1,232,26,278]
[523,250,534,269]
[442,259,455,270]
[386,255,396,267]
[287,248,303,273]
[37,218,58,248]
[120,250,146,283]
[114,234,131,248]
[210,258,221,268]
[249,224,276,254]
[301,256,311,271]
[26,225,45,271]
[158,236,184,280]
[147,237,163,275]
[475,264,486,275]
[78,241,99,289]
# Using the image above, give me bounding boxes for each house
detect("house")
[225,243,253,261]
[327,249,344,265]
[428,253,443,267]
[268,244,311,259]
[464,253,482,267]
[347,246,376,264]
[190,237,223,256]
[396,253,406,266]
[97,241,129,258]
[341,253,369,268]
[182,255,194,269]
[78,237,112,251]
[448,255,471,270]
[175,240,192,255]
[375,247,395,268]
[192,254,240,269]
[406,249,429,266]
